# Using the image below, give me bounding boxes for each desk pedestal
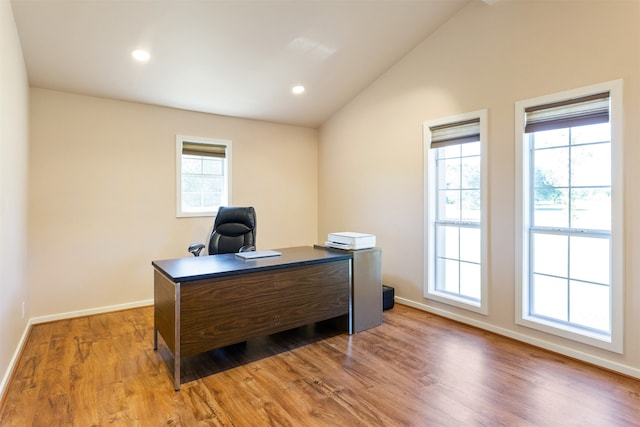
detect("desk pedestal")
[350,247,382,332]
[316,246,382,333]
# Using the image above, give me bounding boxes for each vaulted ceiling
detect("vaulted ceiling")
[11,0,470,128]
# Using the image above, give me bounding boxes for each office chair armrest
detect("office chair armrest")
[238,245,256,253]
[188,243,206,257]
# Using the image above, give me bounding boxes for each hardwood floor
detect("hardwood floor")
[1,304,639,426]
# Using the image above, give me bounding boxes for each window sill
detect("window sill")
[517,315,620,353]
[425,289,487,315]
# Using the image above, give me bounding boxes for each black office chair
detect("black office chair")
[188,206,257,256]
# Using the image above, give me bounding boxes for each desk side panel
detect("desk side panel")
[352,248,383,332]
[179,260,350,357]
[154,270,176,353]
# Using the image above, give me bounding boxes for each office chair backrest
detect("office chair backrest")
[208,206,256,255]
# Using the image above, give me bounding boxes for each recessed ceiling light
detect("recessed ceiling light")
[292,85,305,95]
[131,49,150,62]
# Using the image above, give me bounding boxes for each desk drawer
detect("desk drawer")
[179,259,350,357]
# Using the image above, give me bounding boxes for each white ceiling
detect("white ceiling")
[11,0,470,128]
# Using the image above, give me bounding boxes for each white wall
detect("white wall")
[0,0,30,398]
[29,89,318,320]
[319,0,640,376]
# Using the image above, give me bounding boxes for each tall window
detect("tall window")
[515,80,623,352]
[424,110,488,314]
[176,135,231,217]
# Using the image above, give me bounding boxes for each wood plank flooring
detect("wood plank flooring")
[1,304,639,426]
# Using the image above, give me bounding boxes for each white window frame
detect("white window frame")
[176,135,232,218]
[424,109,488,315]
[515,80,623,353]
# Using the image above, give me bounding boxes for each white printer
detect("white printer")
[325,232,376,250]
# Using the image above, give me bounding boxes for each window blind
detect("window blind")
[525,92,610,133]
[182,141,226,158]
[429,118,480,148]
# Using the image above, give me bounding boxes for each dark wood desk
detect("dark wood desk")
[152,246,352,390]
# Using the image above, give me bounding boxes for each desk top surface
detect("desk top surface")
[152,245,352,282]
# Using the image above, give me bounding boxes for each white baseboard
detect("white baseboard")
[30,299,153,325]
[0,299,153,401]
[0,318,32,403]
[395,297,640,380]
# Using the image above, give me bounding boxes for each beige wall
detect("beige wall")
[0,0,30,397]
[29,89,318,319]
[319,0,640,375]
[8,0,640,392]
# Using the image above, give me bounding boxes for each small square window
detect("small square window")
[176,135,231,217]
